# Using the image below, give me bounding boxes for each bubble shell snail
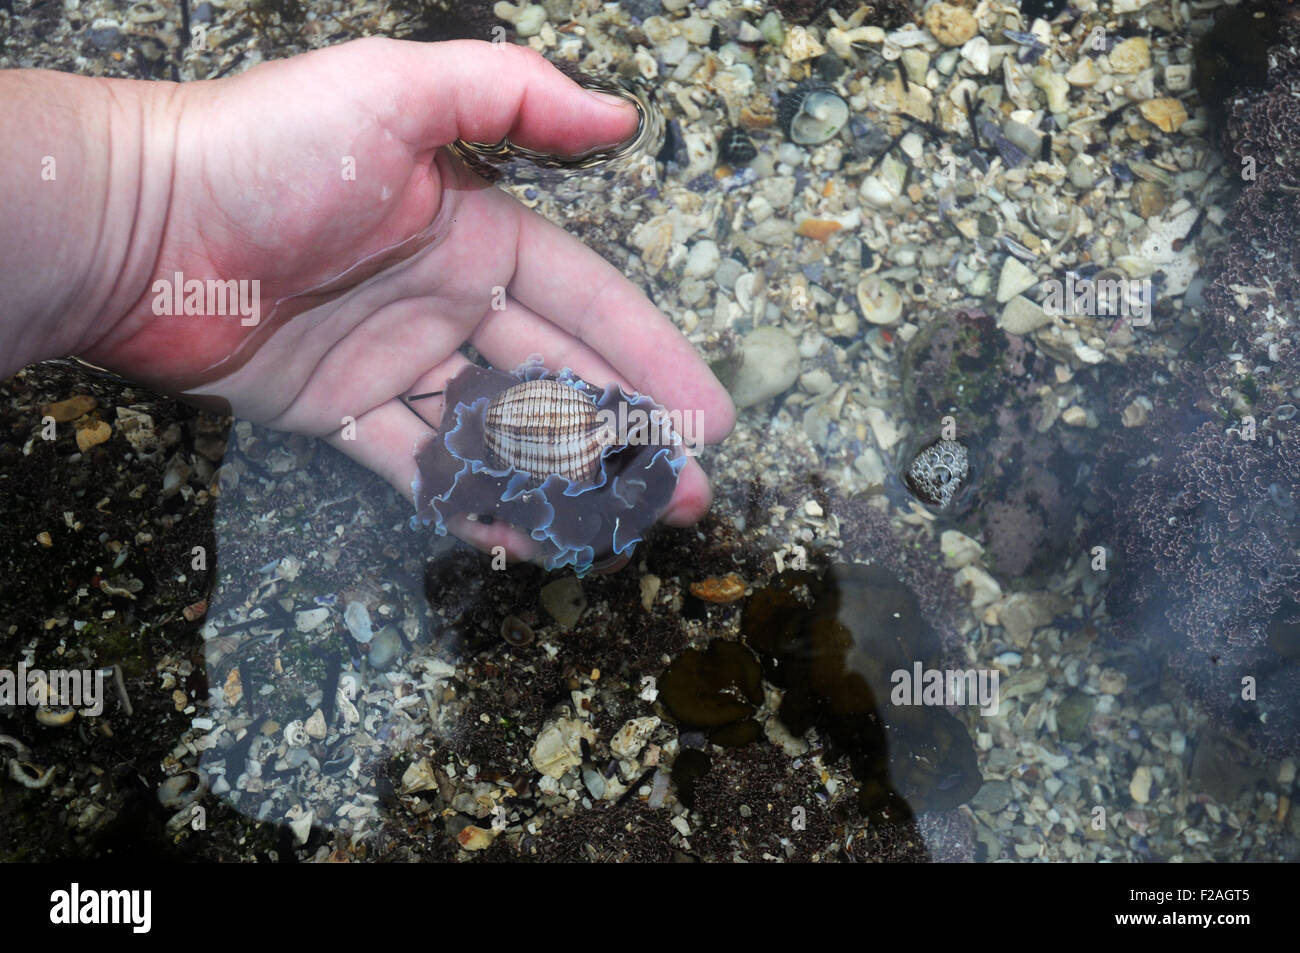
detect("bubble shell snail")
[411,358,689,575]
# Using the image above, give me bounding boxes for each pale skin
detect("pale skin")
[0,38,736,565]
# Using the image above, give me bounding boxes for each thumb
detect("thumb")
[382,38,639,157]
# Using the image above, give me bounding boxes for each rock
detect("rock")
[1109,37,1151,74]
[969,779,1012,812]
[115,407,158,456]
[41,395,96,423]
[1138,97,1188,133]
[541,577,586,628]
[287,807,314,845]
[611,716,661,759]
[457,826,497,850]
[781,25,825,62]
[401,758,438,794]
[295,608,329,632]
[304,708,327,740]
[996,258,1038,303]
[1098,668,1127,694]
[795,218,843,241]
[530,717,595,778]
[1130,181,1167,219]
[999,295,1051,335]
[1056,692,1095,743]
[1068,154,1096,190]
[640,574,661,611]
[684,239,720,278]
[954,565,1002,608]
[923,3,977,46]
[87,20,122,50]
[960,36,989,74]
[728,326,800,408]
[368,625,402,671]
[998,592,1060,648]
[1065,59,1101,86]
[1032,67,1070,113]
[940,530,984,569]
[1130,765,1153,804]
[223,667,243,706]
[74,419,112,452]
[689,574,747,604]
[343,601,373,643]
[1061,406,1089,426]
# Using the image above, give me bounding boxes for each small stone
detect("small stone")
[368,625,402,671]
[1067,155,1096,190]
[1130,181,1167,219]
[287,808,314,845]
[1164,64,1193,92]
[690,574,746,604]
[1056,692,1095,743]
[1032,67,1070,113]
[182,599,207,622]
[1138,97,1188,133]
[541,577,586,628]
[530,717,595,778]
[42,395,97,423]
[343,601,373,643]
[856,276,903,325]
[684,239,720,278]
[1098,668,1127,694]
[611,716,660,760]
[923,3,977,46]
[1130,765,1153,804]
[940,530,984,569]
[728,326,800,408]
[223,667,243,707]
[996,258,1038,304]
[457,825,497,851]
[401,758,438,794]
[998,592,1058,648]
[1109,37,1151,74]
[999,295,1051,335]
[781,25,825,62]
[954,565,1002,609]
[36,531,53,548]
[295,608,329,632]
[640,574,661,611]
[75,419,112,452]
[304,709,327,739]
[1061,406,1089,426]
[795,218,843,241]
[960,36,989,74]
[1065,59,1100,86]
[969,779,1012,812]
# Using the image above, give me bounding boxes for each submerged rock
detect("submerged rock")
[743,564,982,817]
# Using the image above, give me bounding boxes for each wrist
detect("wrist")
[0,70,181,373]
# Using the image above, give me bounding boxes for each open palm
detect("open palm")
[78,38,735,560]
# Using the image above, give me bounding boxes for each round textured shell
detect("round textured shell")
[483,379,613,484]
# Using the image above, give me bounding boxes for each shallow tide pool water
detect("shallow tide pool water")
[1,0,1298,864]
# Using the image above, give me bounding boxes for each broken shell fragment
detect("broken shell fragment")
[778,82,849,145]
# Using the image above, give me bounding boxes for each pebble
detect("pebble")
[999,296,1051,335]
[689,574,746,604]
[75,419,112,452]
[344,601,373,643]
[856,276,903,325]
[954,565,1002,609]
[960,36,989,74]
[1130,181,1167,219]
[1031,67,1070,114]
[1109,37,1151,74]
[923,3,977,46]
[940,530,984,569]
[1130,765,1153,804]
[611,716,660,760]
[1138,97,1188,134]
[1065,59,1101,87]
[295,608,329,633]
[1068,155,1096,190]
[969,779,1013,812]
[781,25,825,62]
[541,577,586,628]
[41,395,96,423]
[996,258,1038,304]
[684,239,720,278]
[368,625,402,671]
[530,718,594,778]
[728,326,800,408]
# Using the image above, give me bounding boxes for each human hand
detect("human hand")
[57,38,735,561]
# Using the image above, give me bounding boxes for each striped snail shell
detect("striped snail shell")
[483,379,616,485]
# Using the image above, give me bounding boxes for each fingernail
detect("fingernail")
[586,88,633,111]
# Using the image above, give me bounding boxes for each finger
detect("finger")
[384,39,639,156]
[507,210,737,443]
